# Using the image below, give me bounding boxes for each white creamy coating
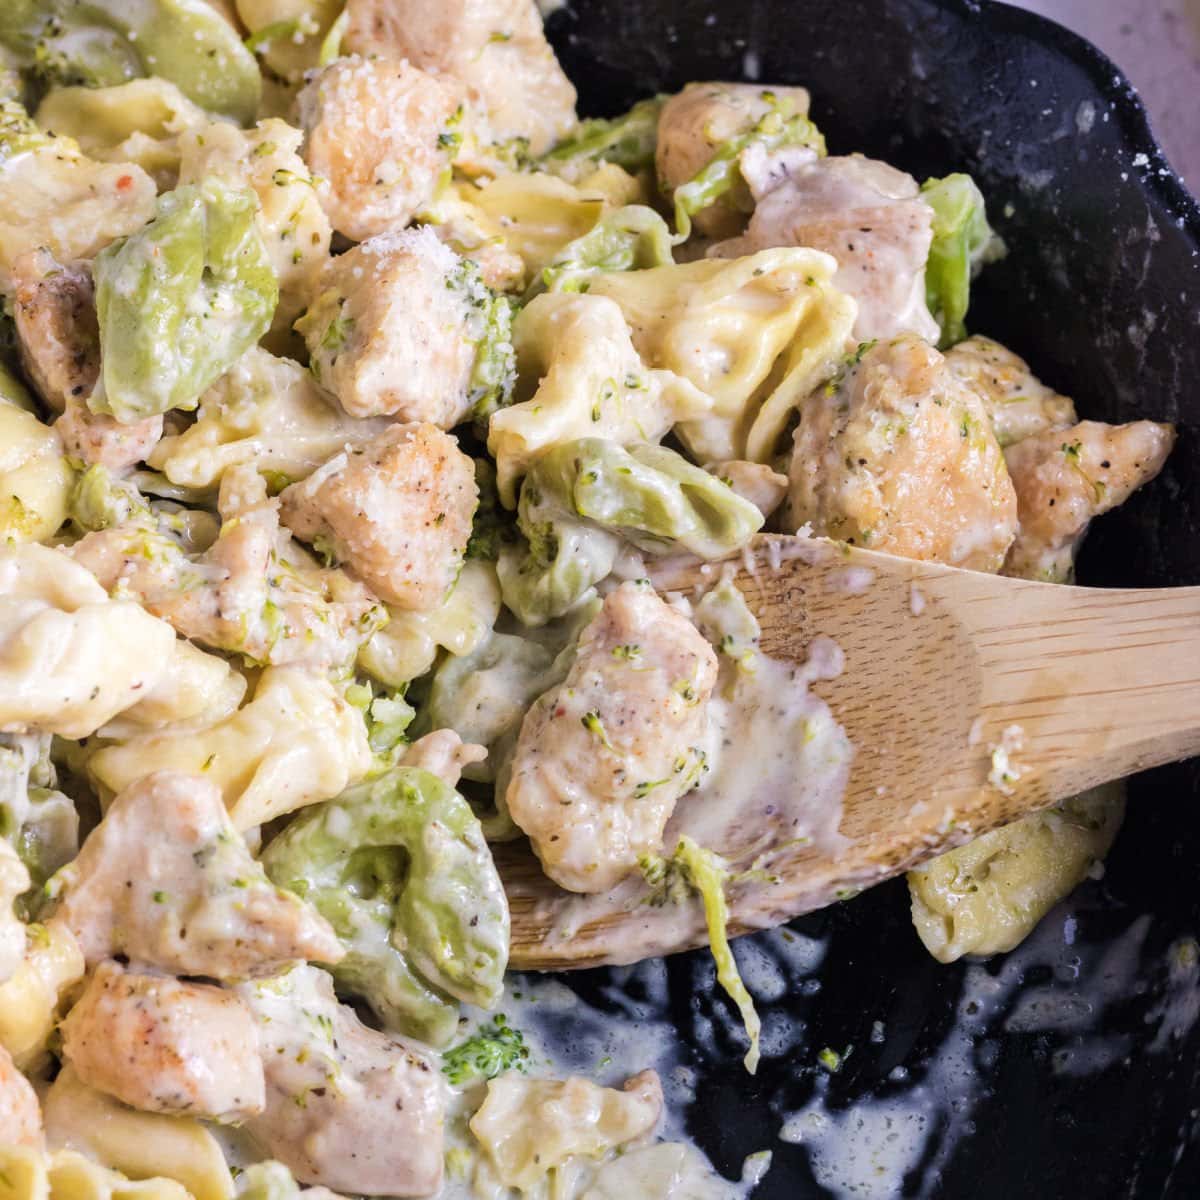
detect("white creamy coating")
[534,581,853,965]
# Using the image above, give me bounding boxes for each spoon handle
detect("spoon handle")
[914,568,1200,808]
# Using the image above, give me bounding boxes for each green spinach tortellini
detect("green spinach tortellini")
[499,438,763,626]
[91,178,278,424]
[0,0,260,123]
[262,766,510,1046]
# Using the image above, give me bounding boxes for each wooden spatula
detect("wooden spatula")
[497,534,1200,970]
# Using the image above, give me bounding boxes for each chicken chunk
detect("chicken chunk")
[1002,419,1175,582]
[11,249,163,470]
[53,771,344,979]
[61,961,265,1121]
[297,56,460,243]
[398,730,488,788]
[656,82,812,238]
[239,964,445,1197]
[297,227,496,427]
[344,0,577,156]
[280,423,477,610]
[71,466,385,670]
[714,154,940,342]
[0,1042,41,1147]
[11,249,98,413]
[469,1070,662,1192]
[944,335,1077,448]
[788,335,1018,571]
[506,582,718,893]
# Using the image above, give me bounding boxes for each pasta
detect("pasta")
[147,348,391,492]
[590,248,855,463]
[87,667,370,831]
[0,3,1180,1192]
[488,292,712,504]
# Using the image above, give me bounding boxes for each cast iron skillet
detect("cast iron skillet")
[526,2,1200,1196]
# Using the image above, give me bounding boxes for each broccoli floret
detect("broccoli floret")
[466,458,516,562]
[441,1014,530,1086]
[641,835,761,1073]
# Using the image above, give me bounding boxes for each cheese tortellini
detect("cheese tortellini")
[590,247,856,463]
[488,292,712,505]
[0,545,178,739]
[0,406,72,545]
[86,667,370,830]
[147,348,391,492]
[909,785,1125,963]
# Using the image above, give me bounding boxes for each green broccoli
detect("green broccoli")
[442,1014,530,1086]
[543,96,665,174]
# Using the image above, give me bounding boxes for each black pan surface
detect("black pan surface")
[521,2,1200,1195]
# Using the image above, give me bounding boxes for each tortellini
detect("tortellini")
[0,0,261,123]
[0,404,73,544]
[536,205,674,296]
[0,544,178,739]
[263,766,510,1045]
[148,347,390,491]
[908,785,1125,962]
[0,1148,191,1200]
[525,438,764,559]
[590,247,856,463]
[43,1067,235,1200]
[177,119,331,337]
[469,1071,664,1193]
[488,292,712,505]
[0,101,157,292]
[0,920,85,1071]
[34,79,209,190]
[498,438,763,626]
[357,559,501,688]
[91,179,278,424]
[87,666,371,830]
[920,173,1005,347]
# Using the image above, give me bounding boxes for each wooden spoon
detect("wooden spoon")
[498,534,1200,970]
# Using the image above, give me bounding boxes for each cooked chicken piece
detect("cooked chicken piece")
[297,56,460,243]
[399,730,487,788]
[944,335,1077,448]
[61,961,265,1121]
[297,227,492,427]
[788,334,1018,571]
[280,423,476,610]
[656,81,812,238]
[705,460,789,521]
[11,250,97,413]
[55,397,164,474]
[53,771,344,979]
[239,964,445,1197]
[344,0,577,156]
[714,153,939,342]
[11,249,162,469]
[470,1070,662,1192]
[0,1042,41,1147]
[1002,419,1175,582]
[71,466,385,670]
[506,582,718,893]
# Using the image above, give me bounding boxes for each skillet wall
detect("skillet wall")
[540,1,1200,1195]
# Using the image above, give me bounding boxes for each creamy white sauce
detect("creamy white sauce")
[775,904,1196,1197]
[527,599,853,966]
